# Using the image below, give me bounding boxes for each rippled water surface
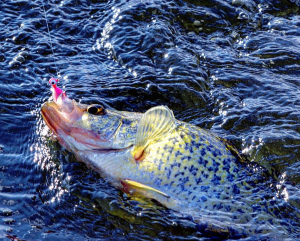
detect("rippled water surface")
[1,0,300,240]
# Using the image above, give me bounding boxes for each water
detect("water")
[0,0,300,240]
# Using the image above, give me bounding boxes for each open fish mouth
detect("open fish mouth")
[41,104,70,136]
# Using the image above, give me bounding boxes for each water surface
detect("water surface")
[0,0,300,240]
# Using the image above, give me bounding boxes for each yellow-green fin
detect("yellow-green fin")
[132,106,176,160]
[121,179,170,198]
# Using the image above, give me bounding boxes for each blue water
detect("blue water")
[0,0,300,240]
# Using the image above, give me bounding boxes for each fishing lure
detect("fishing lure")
[49,77,66,102]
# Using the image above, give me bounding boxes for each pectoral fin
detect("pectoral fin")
[121,179,170,198]
[132,106,176,161]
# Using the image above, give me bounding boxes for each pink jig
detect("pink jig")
[49,77,66,102]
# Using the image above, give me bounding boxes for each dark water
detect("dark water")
[0,0,300,240]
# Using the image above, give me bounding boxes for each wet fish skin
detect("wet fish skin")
[41,98,281,237]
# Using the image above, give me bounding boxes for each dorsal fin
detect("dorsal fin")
[132,106,176,161]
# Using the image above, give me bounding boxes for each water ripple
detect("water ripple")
[0,0,299,239]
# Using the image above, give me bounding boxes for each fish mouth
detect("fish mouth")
[41,101,94,151]
[41,103,71,136]
[41,100,81,151]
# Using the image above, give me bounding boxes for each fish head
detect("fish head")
[41,94,139,152]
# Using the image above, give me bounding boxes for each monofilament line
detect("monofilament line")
[42,0,61,78]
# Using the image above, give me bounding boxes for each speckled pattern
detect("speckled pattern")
[133,122,242,206]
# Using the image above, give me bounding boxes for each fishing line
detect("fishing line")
[41,0,61,78]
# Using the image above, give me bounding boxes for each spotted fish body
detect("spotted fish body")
[124,123,240,204]
[41,95,283,237]
[68,107,267,228]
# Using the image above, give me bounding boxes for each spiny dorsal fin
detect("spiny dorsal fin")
[132,106,176,161]
[121,179,170,198]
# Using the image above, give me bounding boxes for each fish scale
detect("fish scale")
[134,123,241,205]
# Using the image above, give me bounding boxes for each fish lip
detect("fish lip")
[41,102,71,136]
[41,103,58,135]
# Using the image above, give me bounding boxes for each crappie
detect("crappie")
[41,80,284,238]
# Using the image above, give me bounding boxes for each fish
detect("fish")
[41,79,285,239]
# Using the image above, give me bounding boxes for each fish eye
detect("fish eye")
[50,80,56,85]
[87,104,105,115]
